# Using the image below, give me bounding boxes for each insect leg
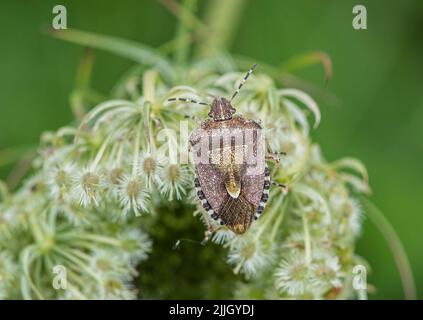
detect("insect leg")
[271,181,289,194]
[200,211,215,245]
[200,210,224,245]
[272,151,287,156]
[266,154,281,163]
[265,140,286,163]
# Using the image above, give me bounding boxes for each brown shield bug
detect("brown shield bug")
[168,65,286,235]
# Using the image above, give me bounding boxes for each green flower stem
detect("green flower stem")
[254,192,284,242]
[132,120,143,177]
[143,70,157,103]
[360,197,417,300]
[158,33,194,56]
[71,48,95,122]
[142,101,156,151]
[50,28,175,83]
[52,246,101,283]
[70,241,105,252]
[198,0,246,57]
[174,0,197,70]
[55,233,122,247]
[233,257,246,275]
[116,139,125,166]
[28,210,47,246]
[90,132,113,171]
[21,245,44,300]
[295,194,312,266]
[302,212,312,266]
[66,247,92,262]
[269,200,288,242]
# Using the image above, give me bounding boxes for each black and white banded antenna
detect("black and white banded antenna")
[230,63,257,102]
[167,97,210,106]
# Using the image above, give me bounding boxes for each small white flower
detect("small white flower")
[277,131,308,175]
[275,251,311,297]
[283,232,305,250]
[118,228,152,263]
[90,249,136,280]
[212,228,236,245]
[102,166,125,199]
[227,239,269,279]
[71,168,103,207]
[108,167,125,186]
[139,152,163,188]
[309,251,343,293]
[118,174,149,216]
[47,163,75,202]
[159,164,191,201]
[97,276,138,300]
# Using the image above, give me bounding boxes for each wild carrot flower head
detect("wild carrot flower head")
[159,164,190,201]
[71,168,103,207]
[0,32,380,299]
[118,174,149,217]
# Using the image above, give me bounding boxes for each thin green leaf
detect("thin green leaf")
[20,245,44,300]
[49,28,175,82]
[173,0,197,67]
[332,157,369,183]
[340,173,372,194]
[294,184,331,224]
[280,51,333,84]
[284,98,310,133]
[267,84,279,111]
[279,88,321,129]
[0,145,37,168]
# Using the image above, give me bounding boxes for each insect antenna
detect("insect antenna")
[230,63,257,102]
[167,97,210,106]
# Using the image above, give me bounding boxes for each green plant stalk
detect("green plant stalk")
[174,0,197,69]
[280,51,333,84]
[197,0,246,57]
[360,196,417,300]
[71,48,96,122]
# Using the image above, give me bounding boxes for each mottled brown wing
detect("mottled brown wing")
[241,172,265,207]
[196,163,227,211]
[218,191,255,234]
[240,118,266,207]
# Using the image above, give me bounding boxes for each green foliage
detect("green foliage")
[0,1,417,300]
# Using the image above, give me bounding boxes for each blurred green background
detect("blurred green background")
[0,0,422,299]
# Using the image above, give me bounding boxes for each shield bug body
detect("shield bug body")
[169,65,284,235]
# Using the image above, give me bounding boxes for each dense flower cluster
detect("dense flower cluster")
[0,56,370,299]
